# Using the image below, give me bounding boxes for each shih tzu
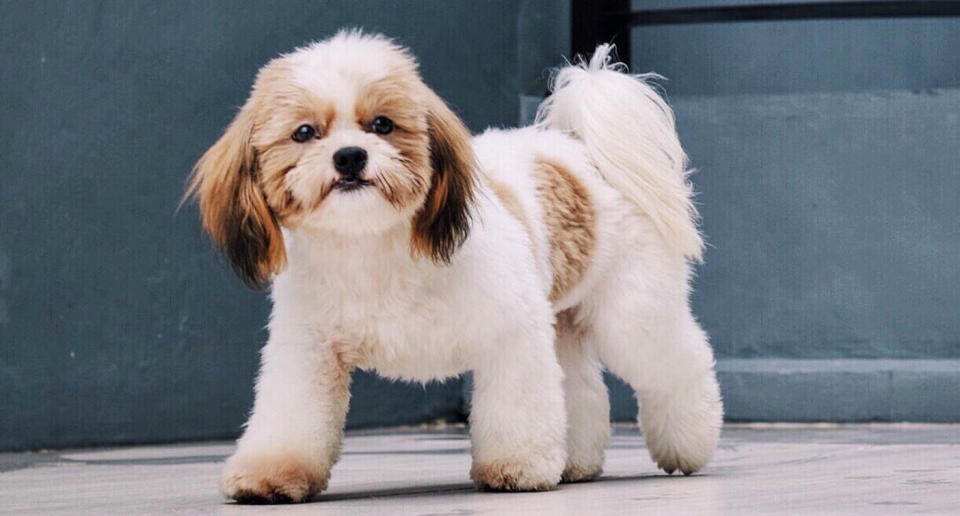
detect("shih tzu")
[186,30,723,503]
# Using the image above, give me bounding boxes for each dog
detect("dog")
[185,30,723,503]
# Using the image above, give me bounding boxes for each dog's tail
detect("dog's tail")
[536,44,702,261]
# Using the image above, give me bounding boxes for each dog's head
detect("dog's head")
[185,31,475,288]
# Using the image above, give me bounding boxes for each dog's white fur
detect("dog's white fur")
[187,31,723,503]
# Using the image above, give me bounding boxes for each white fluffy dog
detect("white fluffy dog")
[186,31,723,503]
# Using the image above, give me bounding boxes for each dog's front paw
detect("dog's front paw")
[470,460,561,492]
[220,451,329,504]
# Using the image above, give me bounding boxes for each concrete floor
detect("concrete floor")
[1,424,958,515]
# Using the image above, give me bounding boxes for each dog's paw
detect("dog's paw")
[220,451,328,504]
[641,373,723,476]
[646,409,721,476]
[649,440,713,476]
[470,460,561,492]
[560,462,602,483]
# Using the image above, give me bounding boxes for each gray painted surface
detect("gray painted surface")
[607,360,960,423]
[676,89,960,360]
[718,359,960,422]
[518,1,571,98]
[628,15,960,360]
[631,18,960,96]
[0,0,550,451]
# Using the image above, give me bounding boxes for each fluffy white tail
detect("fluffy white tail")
[536,44,703,261]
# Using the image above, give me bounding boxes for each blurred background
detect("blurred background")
[1,0,958,451]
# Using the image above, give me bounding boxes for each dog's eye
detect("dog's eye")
[371,116,393,135]
[291,124,317,143]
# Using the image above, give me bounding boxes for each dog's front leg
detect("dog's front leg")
[468,323,568,491]
[219,333,352,504]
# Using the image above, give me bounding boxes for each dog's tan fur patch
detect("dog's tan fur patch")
[532,157,595,302]
[487,177,538,261]
[221,452,330,504]
[470,461,559,492]
[554,308,584,338]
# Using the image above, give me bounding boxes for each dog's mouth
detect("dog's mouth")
[332,177,373,192]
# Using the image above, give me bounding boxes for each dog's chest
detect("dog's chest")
[294,264,470,380]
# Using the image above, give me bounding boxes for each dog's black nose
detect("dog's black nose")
[333,146,367,177]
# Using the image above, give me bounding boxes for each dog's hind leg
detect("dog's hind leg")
[555,309,611,482]
[584,257,723,476]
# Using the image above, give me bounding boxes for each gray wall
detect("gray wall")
[0,0,568,451]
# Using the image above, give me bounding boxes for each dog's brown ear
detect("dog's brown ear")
[411,90,476,263]
[184,107,285,289]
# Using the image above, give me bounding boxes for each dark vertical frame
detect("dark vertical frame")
[571,0,631,66]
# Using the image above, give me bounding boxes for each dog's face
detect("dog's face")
[186,32,475,288]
